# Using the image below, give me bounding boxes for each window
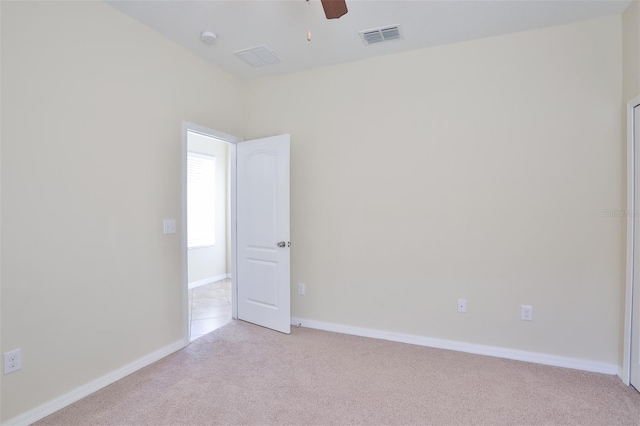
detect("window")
[187,152,216,248]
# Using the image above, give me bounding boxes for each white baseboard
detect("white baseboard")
[617,366,624,381]
[188,274,228,290]
[291,317,619,376]
[4,339,185,426]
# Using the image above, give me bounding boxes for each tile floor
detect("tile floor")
[189,278,233,341]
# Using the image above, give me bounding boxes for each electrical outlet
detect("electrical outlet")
[4,349,22,375]
[521,305,533,321]
[297,283,305,295]
[457,299,466,313]
[163,219,176,234]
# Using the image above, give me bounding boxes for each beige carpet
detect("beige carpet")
[37,320,640,425]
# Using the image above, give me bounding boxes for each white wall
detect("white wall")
[624,1,640,101]
[187,133,229,285]
[0,1,244,421]
[622,0,640,372]
[245,16,624,364]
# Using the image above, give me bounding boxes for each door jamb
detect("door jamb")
[181,121,242,346]
[624,95,640,385]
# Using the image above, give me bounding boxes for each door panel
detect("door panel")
[237,135,290,334]
[246,259,278,307]
[246,151,277,245]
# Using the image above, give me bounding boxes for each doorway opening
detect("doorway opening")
[182,122,240,342]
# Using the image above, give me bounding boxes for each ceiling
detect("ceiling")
[108,0,631,80]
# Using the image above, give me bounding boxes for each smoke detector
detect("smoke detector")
[200,31,218,45]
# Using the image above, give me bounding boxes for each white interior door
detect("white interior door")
[632,105,640,389]
[236,134,290,334]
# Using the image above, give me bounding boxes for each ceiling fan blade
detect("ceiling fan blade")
[320,0,348,19]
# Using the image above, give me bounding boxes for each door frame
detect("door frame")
[181,121,242,345]
[624,95,640,385]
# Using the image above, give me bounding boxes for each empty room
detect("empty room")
[2,0,640,424]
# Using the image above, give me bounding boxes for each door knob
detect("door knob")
[277,241,286,248]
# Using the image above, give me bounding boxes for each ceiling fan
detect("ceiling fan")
[320,0,348,19]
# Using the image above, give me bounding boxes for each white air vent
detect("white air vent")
[234,46,281,67]
[359,25,402,45]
